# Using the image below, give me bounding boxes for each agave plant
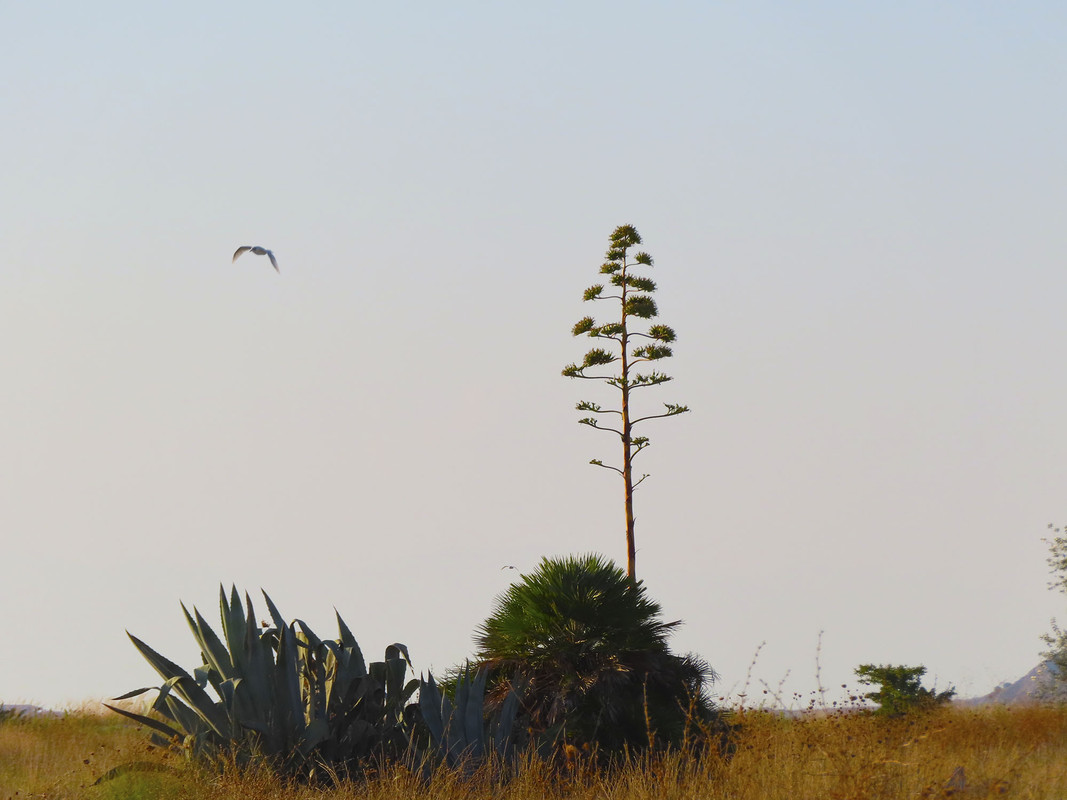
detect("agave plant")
[418,664,522,770]
[106,586,420,776]
[474,554,718,753]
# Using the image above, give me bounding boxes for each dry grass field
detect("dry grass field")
[5,703,1067,800]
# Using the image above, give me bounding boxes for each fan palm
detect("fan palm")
[474,554,716,752]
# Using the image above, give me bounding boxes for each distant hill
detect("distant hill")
[0,703,55,718]
[959,662,1062,706]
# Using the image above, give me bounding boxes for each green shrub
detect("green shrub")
[472,553,719,753]
[854,664,955,716]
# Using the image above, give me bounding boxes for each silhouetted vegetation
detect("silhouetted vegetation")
[106,563,711,782]
[107,586,423,780]
[471,554,720,754]
[854,664,955,716]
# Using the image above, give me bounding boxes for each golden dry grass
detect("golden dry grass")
[4,704,1067,799]
[0,706,183,799]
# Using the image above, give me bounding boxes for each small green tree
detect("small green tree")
[1039,523,1067,698]
[562,225,688,581]
[854,664,955,716]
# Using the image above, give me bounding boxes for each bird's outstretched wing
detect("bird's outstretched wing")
[232,245,280,272]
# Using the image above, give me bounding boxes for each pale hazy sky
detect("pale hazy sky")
[3,2,1066,709]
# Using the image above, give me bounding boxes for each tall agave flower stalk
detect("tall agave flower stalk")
[563,225,689,581]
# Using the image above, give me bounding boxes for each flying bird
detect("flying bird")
[232,245,279,272]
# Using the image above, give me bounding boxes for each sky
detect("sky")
[2,1,1066,710]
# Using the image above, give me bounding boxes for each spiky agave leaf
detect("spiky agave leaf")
[383,647,411,719]
[184,605,233,685]
[419,666,520,769]
[113,587,424,776]
[238,594,273,729]
[103,700,184,742]
[274,623,306,740]
[125,633,229,737]
[219,586,251,677]
[261,590,287,632]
